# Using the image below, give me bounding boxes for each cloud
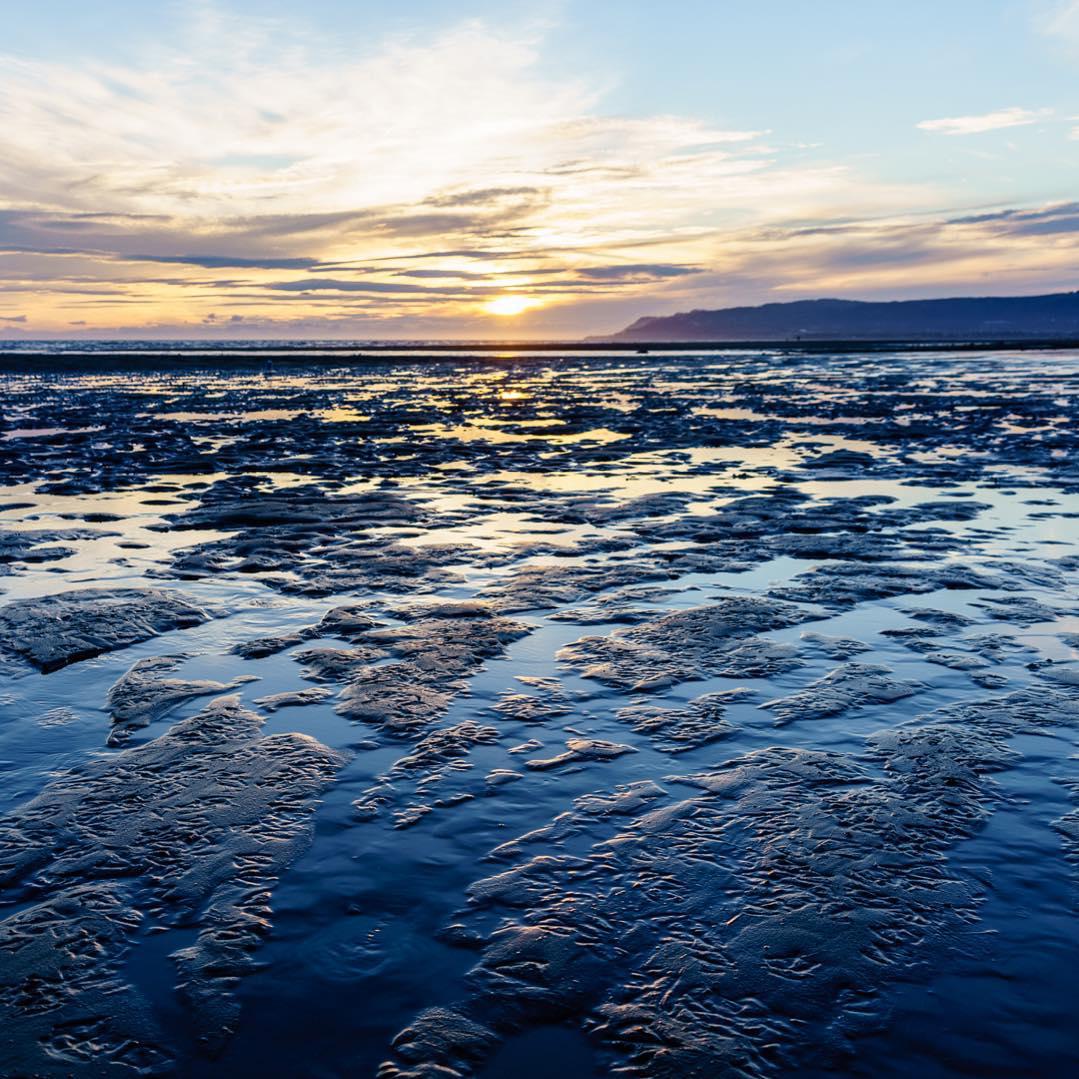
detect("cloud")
[1041,1,1079,44]
[947,201,1079,235]
[916,107,1051,135]
[699,199,1079,302]
[0,11,864,246]
[0,313,26,322]
[265,278,480,296]
[1,6,1072,337]
[576,264,701,280]
[128,253,321,270]
[0,17,762,228]
[394,268,493,280]
[425,187,546,208]
[13,188,1079,341]
[0,8,909,335]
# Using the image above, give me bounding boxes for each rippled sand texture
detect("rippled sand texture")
[1,350,1078,1077]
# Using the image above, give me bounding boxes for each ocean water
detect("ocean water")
[0,347,1077,1077]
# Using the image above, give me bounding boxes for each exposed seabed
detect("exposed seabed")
[0,348,1077,1077]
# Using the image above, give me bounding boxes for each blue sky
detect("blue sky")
[1,1,1078,337]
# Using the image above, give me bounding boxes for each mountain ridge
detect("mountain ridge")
[597,290,1079,342]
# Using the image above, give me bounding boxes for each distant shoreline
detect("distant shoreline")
[0,337,1078,370]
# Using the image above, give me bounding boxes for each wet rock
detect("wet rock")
[297,645,385,683]
[485,769,524,788]
[772,562,994,608]
[254,687,333,711]
[487,561,671,612]
[762,663,923,725]
[800,631,872,659]
[525,738,636,771]
[0,587,211,672]
[492,679,574,724]
[558,597,810,690]
[0,884,167,1076]
[975,594,1074,626]
[106,655,257,743]
[616,689,752,752]
[383,1007,497,1077]
[233,630,310,659]
[0,695,345,1058]
[385,685,1079,1076]
[337,663,455,733]
[0,528,95,571]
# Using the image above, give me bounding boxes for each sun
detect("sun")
[485,295,536,316]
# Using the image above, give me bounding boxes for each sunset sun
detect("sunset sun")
[485,295,536,316]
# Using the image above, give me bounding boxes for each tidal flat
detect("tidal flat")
[0,348,1078,1077]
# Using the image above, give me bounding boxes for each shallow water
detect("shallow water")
[0,348,1077,1077]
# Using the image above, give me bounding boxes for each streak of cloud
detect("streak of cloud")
[916,107,1052,135]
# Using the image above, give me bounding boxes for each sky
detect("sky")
[1,0,1078,339]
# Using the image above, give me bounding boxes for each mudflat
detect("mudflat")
[0,348,1078,1076]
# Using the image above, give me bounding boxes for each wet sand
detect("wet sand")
[0,348,1077,1076]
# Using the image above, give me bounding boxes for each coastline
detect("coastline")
[1,336,1079,371]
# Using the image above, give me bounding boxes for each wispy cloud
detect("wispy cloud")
[693,200,1079,303]
[0,17,767,229]
[576,264,701,281]
[1041,1,1079,45]
[916,107,1052,135]
[0,4,1075,337]
[127,254,322,270]
[3,8,890,332]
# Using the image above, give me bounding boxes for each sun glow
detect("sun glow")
[485,295,536,316]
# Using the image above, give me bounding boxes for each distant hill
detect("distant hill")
[599,291,1079,342]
